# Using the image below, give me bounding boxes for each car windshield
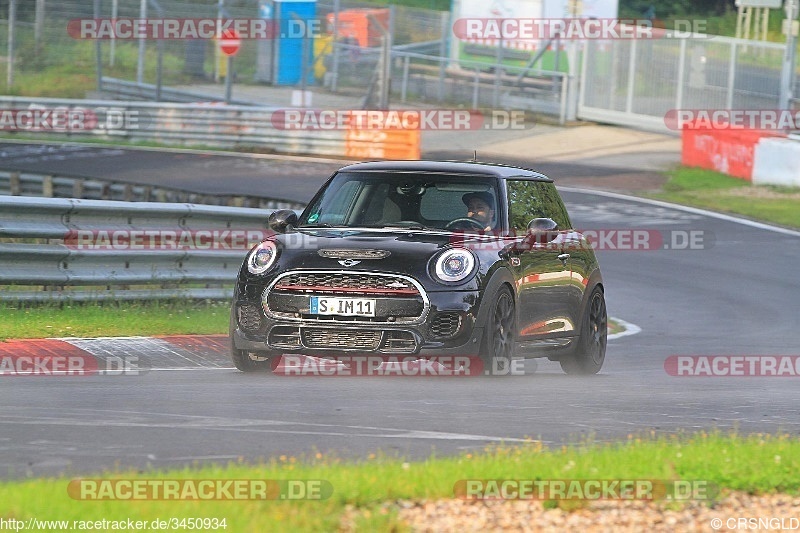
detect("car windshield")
[298,172,500,232]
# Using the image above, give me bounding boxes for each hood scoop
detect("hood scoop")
[318,249,391,260]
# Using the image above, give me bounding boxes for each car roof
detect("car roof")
[337,160,553,181]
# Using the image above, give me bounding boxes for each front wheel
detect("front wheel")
[480,285,516,376]
[559,286,607,375]
[230,345,279,373]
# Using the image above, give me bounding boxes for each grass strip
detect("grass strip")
[0,300,229,341]
[0,301,625,342]
[0,432,797,531]
[651,167,800,229]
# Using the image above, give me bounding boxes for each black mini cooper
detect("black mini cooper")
[230,161,606,374]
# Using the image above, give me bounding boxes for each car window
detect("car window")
[534,182,572,230]
[507,179,571,232]
[300,172,498,230]
[420,186,477,222]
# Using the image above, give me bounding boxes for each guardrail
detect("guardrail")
[0,95,421,160]
[0,195,284,301]
[99,77,258,105]
[0,168,304,210]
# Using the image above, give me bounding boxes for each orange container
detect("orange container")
[326,8,390,48]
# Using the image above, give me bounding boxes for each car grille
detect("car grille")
[381,331,417,353]
[237,304,263,334]
[274,272,420,296]
[302,328,382,350]
[429,312,461,339]
[268,326,301,348]
[266,271,428,324]
[267,326,418,353]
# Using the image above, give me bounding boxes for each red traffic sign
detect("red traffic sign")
[219,29,241,57]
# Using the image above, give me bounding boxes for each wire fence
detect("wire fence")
[0,0,570,123]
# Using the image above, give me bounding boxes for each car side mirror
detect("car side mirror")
[526,218,559,244]
[268,209,298,233]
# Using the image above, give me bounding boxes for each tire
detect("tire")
[480,285,516,376]
[229,303,279,373]
[230,346,278,373]
[559,286,607,375]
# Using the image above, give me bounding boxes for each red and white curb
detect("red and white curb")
[0,317,640,376]
[0,335,234,374]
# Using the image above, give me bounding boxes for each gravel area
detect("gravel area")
[388,492,800,532]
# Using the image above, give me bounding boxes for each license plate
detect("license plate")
[309,296,376,317]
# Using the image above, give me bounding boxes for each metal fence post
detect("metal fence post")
[331,0,340,92]
[472,68,480,109]
[7,0,16,88]
[676,38,687,111]
[401,55,410,103]
[626,38,637,114]
[727,41,737,109]
[437,11,448,102]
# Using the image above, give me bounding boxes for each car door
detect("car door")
[506,179,576,340]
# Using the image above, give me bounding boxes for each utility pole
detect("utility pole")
[780,0,798,108]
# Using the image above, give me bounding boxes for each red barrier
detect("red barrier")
[682,126,780,181]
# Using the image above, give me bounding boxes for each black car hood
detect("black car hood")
[281,227,453,267]
[246,227,502,291]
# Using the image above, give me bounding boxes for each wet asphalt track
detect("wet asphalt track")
[1,144,799,478]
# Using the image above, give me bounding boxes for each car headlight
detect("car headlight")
[434,248,477,283]
[247,241,278,274]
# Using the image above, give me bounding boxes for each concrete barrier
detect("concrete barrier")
[752,137,800,187]
[681,127,779,181]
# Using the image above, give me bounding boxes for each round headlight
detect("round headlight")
[247,241,278,274]
[434,248,477,283]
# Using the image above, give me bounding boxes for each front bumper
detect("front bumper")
[232,289,485,357]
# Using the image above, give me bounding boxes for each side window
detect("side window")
[506,180,541,233]
[506,180,571,233]
[534,182,571,229]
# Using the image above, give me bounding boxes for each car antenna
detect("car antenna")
[472,150,477,162]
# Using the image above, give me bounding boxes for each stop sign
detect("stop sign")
[219,29,241,57]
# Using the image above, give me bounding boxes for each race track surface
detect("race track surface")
[1,144,798,478]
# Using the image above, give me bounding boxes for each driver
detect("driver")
[462,191,496,232]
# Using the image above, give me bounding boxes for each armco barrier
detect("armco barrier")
[0,169,303,210]
[681,127,780,181]
[0,96,421,160]
[0,195,282,301]
[752,137,800,187]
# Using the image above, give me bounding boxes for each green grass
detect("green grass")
[653,167,800,229]
[0,431,797,531]
[0,300,228,341]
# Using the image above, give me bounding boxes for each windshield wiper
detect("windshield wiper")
[377,223,430,230]
[298,223,337,228]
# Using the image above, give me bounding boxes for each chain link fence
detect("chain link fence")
[579,34,788,131]
[0,0,569,121]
